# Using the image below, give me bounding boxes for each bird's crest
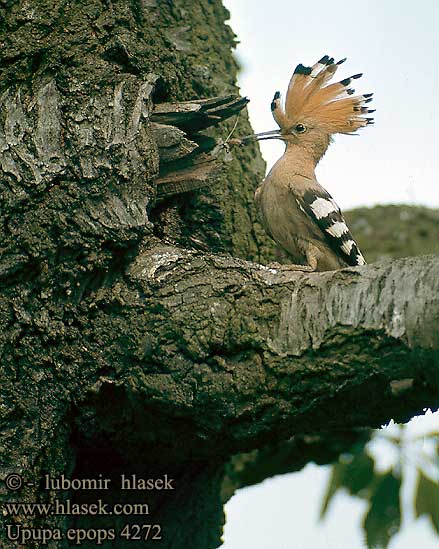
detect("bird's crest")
[272,55,374,134]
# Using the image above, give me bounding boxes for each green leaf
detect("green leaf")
[319,462,348,519]
[363,471,401,549]
[320,448,375,519]
[415,471,439,534]
[343,450,375,496]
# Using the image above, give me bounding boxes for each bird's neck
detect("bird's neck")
[281,143,318,179]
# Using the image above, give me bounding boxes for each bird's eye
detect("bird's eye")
[294,123,307,133]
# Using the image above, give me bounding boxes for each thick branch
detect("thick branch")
[88,248,439,459]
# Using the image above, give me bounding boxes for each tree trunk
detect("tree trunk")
[0,2,438,548]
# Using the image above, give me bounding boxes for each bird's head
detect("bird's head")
[241,55,374,164]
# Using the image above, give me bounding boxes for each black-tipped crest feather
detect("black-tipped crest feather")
[274,54,374,134]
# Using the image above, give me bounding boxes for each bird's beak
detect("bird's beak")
[234,129,284,145]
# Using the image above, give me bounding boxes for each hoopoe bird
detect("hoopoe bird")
[238,55,374,271]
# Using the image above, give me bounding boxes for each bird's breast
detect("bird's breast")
[255,178,308,262]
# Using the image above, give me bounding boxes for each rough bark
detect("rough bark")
[0,1,438,549]
[125,249,439,448]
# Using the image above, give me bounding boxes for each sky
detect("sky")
[222,412,439,549]
[223,0,439,211]
[221,1,439,547]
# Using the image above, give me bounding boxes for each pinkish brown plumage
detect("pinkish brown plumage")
[243,55,374,271]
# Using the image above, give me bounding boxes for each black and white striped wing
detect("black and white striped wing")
[297,188,366,266]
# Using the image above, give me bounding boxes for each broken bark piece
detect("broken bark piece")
[150,95,247,199]
[150,122,198,163]
[155,159,223,199]
[151,95,249,132]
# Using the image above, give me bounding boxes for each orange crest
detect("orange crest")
[272,55,374,134]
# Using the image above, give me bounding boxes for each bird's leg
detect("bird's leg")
[266,245,319,272]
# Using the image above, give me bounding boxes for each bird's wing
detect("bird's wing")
[293,183,366,266]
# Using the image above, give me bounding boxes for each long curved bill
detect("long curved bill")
[232,129,283,145]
